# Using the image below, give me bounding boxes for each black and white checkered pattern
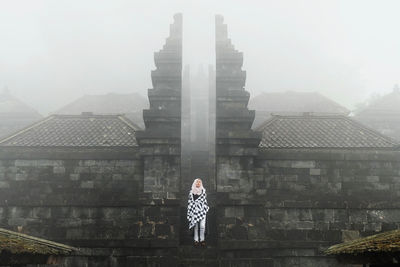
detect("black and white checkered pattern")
[187,189,209,229]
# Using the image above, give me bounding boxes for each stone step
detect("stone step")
[219,258,274,267]
[177,256,274,267]
[178,258,219,267]
[178,245,218,259]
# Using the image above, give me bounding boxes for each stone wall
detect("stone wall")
[216,148,400,267]
[2,148,400,266]
[0,147,180,267]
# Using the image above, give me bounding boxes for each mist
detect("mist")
[1,0,399,114]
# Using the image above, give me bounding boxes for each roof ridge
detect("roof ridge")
[52,113,126,118]
[266,113,347,119]
[117,115,142,131]
[313,92,350,113]
[343,116,399,145]
[255,115,279,131]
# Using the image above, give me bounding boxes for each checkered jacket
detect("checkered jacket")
[187,189,209,229]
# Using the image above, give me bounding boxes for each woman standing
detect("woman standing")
[187,178,209,247]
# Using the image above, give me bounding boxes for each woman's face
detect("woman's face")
[195,179,202,188]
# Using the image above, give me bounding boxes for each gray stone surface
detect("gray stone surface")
[214,14,261,157]
[136,14,182,199]
[215,149,400,266]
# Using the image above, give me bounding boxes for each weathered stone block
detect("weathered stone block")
[296,221,314,230]
[70,173,80,181]
[14,160,35,167]
[8,217,28,226]
[256,189,267,195]
[283,175,298,182]
[53,166,66,174]
[285,229,307,240]
[268,160,292,168]
[0,181,10,188]
[112,174,123,180]
[166,192,177,199]
[15,173,28,181]
[269,209,286,221]
[247,226,264,240]
[155,223,170,237]
[80,181,94,189]
[310,168,321,176]
[244,206,265,217]
[291,161,316,168]
[217,185,234,192]
[364,222,382,232]
[144,207,161,220]
[32,207,52,219]
[333,209,348,223]
[144,178,156,186]
[366,175,380,183]
[80,160,97,167]
[66,228,84,239]
[224,206,244,218]
[228,225,248,240]
[341,229,360,242]
[299,209,312,221]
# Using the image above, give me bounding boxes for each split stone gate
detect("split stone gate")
[136,13,262,250]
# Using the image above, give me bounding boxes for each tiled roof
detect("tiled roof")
[0,227,75,256]
[257,114,398,149]
[325,229,400,256]
[0,113,140,147]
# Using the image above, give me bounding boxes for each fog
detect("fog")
[0,0,399,114]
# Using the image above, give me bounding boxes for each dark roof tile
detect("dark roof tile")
[0,227,75,255]
[325,229,400,255]
[258,114,398,149]
[0,114,139,147]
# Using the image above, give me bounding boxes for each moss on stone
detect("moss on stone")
[0,228,75,255]
[326,229,400,255]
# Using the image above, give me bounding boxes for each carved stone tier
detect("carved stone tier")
[215,15,260,156]
[136,13,182,145]
[136,14,182,199]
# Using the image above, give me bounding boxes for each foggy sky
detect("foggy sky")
[1,0,399,114]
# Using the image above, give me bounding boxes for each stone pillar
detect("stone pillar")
[136,14,182,199]
[208,64,216,192]
[215,15,261,193]
[181,65,192,192]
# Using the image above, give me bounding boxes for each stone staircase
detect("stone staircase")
[177,245,274,267]
[178,245,219,266]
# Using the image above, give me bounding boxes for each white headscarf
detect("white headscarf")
[191,178,205,195]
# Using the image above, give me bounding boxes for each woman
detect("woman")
[187,178,209,247]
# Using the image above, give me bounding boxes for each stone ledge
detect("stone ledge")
[258,149,400,161]
[218,240,332,250]
[0,147,140,160]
